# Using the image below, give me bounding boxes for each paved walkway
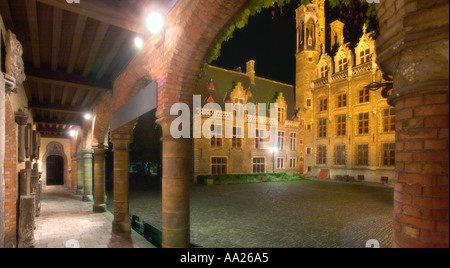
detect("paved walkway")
[34,186,154,248]
[108,179,394,248]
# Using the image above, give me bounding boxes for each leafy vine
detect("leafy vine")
[203,0,378,71]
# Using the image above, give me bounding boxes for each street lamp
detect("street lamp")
[272,147,278,173]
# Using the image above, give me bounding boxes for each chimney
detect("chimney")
[246,60,255,85]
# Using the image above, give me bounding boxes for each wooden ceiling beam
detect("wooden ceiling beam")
[25,67,111,91]
[82,22,109,77]
[36,0,146,34]
[25,0,41,68]
[29,103,88,115]
[34,117,82,127]
[67,15,88,74]
[96,30,129,80]
[51,7,63,72]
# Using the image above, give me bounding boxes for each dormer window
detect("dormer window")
[320,65,328,78]
[338,58,348,72]
[278,107,286,123]
[360,48,371,64]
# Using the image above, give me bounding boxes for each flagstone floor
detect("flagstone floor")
[34,186,154,248]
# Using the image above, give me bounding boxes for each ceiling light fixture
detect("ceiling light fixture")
[134,36,144,49]
[69,130,77,137]
[146,12,165,35]
[84,113,92,120]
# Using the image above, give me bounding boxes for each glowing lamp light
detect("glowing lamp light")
[272,147,278,153]
[146,12,165,35]
[69,130,77,137]
[84,113,92,120]
[134,37,144,49]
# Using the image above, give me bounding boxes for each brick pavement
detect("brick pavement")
[110,180,394,248]
[34,186,154,248]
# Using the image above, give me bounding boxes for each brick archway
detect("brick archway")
[88,0,448,248]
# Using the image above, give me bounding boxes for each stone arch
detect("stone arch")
[41,141,69,188]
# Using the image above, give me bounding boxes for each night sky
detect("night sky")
[211,1,374,86]
[211,1,299,86]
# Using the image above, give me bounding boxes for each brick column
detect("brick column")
[93,145,106,213]
[111,133,132,235]
[375,0,449,248]
[156,116,191,248]
[76,152,84,196]
[82,150,94,202]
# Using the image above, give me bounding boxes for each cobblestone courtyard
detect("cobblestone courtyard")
[106,180,394,248]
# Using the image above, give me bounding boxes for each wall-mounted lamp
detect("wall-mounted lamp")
[84,113,92,120]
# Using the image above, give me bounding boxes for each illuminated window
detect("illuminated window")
[290,133,297,151]
[317,145,327,165]
[278,107,285,123]
[232,127,242,148]
[255,129,264,149]
[319,99,328,112]
[356,144,369,166]
[290,158,297,169]
[210,124,222,147]
[336,115,346,136]
[359,88,370,103]
[335,145,346,165]
[318,118,327,138]
[338,57,348,72]
[320,65,328,78]
[277,158,285,169]
[337,94,347,108]
[360,48,371,64]
[211,157,227,175]
[358,113,370,135]
[278,131,285,150]
[383,108,396,133]
[382,143,396,167]
[253,158,265,173]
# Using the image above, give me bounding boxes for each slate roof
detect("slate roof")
[197,65,297,119]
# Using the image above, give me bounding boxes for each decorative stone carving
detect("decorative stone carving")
[15,110,28,163]
[5,30,25,92]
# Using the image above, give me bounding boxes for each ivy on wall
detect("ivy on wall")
[204,0,377,69]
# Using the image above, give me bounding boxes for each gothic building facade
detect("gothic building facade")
[194,62,301,178]
[295,1,396,183]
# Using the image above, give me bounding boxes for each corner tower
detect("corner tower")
[295,1,325,167]
[295,1,325,110]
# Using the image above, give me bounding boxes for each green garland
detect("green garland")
[203,0,376,68]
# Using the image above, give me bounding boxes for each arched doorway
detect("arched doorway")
[46,155,64,186]
[42,142,69,188]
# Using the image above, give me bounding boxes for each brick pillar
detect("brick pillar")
[156,116,191,248]
[111,132,132,235]
[93,145,106,213]
[76,152,84,195]
[375,0,449,248]
[82,150,94,202]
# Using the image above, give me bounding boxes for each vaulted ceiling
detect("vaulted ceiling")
[0,0,177,138]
